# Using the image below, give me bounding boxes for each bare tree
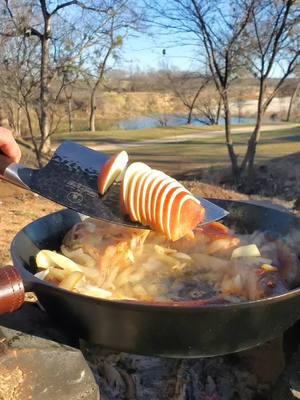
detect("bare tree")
[0,0,136,154]
[84,31,122,132]
[240,0,300,179]
[0,35,44,163]
[146,0,299,182]
[0,38,24,135]
[82,3,141,132]
[164,69,211,123]
[197,90,222,125]
[146,0,254,180]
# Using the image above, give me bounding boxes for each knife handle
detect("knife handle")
[0,266,25,314]
[0,153,28,189]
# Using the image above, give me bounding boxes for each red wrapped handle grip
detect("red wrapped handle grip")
[0,266,25,314]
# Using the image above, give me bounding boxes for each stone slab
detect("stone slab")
[0,304,99,400]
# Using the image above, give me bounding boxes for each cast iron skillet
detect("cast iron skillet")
[2,199,300,358]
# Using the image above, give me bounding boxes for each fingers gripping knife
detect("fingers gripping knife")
[0,141,228,227]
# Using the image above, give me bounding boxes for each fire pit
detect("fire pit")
[0,303,299,399]
[0,199,299,398]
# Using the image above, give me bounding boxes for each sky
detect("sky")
[119,31,287,78]
[118,32,199,72]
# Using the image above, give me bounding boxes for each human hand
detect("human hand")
[0,127,21,163]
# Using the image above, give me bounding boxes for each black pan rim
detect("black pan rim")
[11,199,300,313]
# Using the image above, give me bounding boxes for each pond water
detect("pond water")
[117,114,259,130]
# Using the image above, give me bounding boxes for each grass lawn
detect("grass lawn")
[54,123,300,176]
[54,124,225,142]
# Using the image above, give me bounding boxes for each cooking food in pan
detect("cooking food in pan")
[10,201,300,356]
[35,219,300,303]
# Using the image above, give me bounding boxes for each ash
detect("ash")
[81,343,274,400]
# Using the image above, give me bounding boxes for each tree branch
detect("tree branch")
[39,0,50,19]
[50,0,79,16]
[190,0,224,87]
[263,0,294,78]
[263,50,300,111]
[24,27,43,39]
[50,0,110,15]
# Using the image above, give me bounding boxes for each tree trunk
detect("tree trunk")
[246,115,262,179]
[24,103,43,168]
[186,82,207,124]
[15,90,22,136]
[187,107,193,124]
[88,43,113,132]
[286,81,300,122]
[89,80,101,132]
[67,97,73,134]
[240,78,265,179]
[216,97,221,124]
[16,104,21,137]
[223,94,239,181]
[89,88,97,132]
[39,16,51,154]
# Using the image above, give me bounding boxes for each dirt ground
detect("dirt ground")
[0,181,61,265]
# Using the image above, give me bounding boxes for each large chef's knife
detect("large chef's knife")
[0,140,228,227]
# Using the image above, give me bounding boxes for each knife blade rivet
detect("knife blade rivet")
[67,192,83,204]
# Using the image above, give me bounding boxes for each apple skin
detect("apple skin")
[98,151,128,195]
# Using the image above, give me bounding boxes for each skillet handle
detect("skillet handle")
[0,266,25,314]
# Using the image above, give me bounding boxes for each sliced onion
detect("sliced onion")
[34,269,49,280]
[231,244,261,259]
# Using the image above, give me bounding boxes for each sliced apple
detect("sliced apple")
[139,170,165,225]
[133,169,153,223]
[144,172,167,225]
[98,150,128,195]
[126,163,151,221]
[120,161,205,239]
[149,176,174,228]
[153,181,188,233]
[162,186,189,237]
[166,191,190,240]
[168,193,205,241]
[121,162,149,214]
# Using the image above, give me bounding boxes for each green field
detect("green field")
[53,123,300,177]
[54,124,226,142]
[54,122,288,142]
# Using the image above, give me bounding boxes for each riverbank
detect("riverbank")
[52,93,293,134]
